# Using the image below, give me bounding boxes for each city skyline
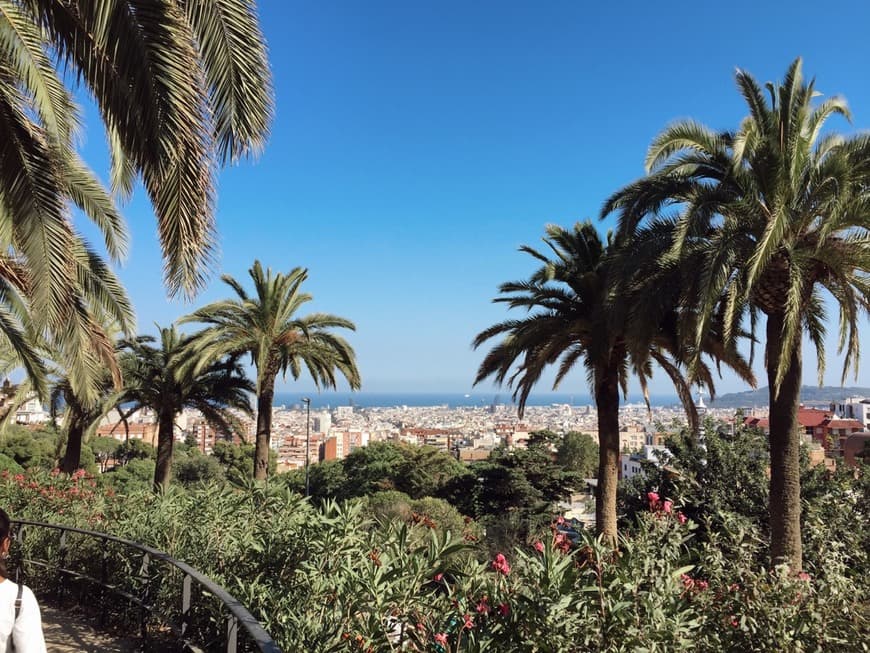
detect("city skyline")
[71,0,870,395]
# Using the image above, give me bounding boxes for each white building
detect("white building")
[15,395,49,424]
[830,397,870,429]
[312,411,331,434]
[620,444,670,481]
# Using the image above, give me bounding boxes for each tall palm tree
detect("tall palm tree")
[0,0,274,301]
[119,325,254,489]
[181,261,361,480]
[473,221,752,542]
[602,58,870,570]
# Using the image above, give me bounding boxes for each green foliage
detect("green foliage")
[1,469,865,652]
[211,440,276,481]
[115,439,156,462]
[0,425,57,469]
[0,454,22,473]
[103,458,156,492]
[172,451,226,486]
[556,431,598,478]
[442,441,580,552]
[90,437,120,463]
[620,420,770,532]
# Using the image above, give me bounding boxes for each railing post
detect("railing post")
[57,530,67,603]
[181,573,192,640]
[139,552,150,646]
[227,614,238,653]
[98,545,109,627]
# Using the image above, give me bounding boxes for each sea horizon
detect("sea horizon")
[272,391,683,410]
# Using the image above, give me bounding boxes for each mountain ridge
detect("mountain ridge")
[709,385,870,408]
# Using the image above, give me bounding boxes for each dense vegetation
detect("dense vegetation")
[0,2,868,646]
[2,422,867,651]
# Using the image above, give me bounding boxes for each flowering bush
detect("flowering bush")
[0,469,867,651]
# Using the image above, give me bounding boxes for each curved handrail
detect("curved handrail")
[12,519,281,653]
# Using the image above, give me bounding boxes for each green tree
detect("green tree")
[284,459,348,500]
[51,372,123,473]
[90,436,120,473]
[473,222,748,543]
[116,438,156,464]
[341,441,406,497]
[119,326,254,489]
[103,458,156,492]
[173,451,226,486]
[557,431,599,478]
[181,262,361,480]
[211,440,276,482]
[0,425,56,469]
[394,444,466,499]
[603,59,869,569]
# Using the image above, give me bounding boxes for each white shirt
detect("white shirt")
[0,579,46,653]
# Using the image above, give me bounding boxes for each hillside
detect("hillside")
[709,386,870,408]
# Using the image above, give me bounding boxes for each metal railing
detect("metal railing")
[11,520,281,653]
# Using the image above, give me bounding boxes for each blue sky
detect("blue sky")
[75,0,870,397]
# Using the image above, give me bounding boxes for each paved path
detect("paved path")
[41,606,138,652]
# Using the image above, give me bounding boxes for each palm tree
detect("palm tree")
[602,58,870,570]
[181,261,361,480]
[51,374,120,474]
[119,325,254,489]
[473,221,752,542]
[0,0,273,301]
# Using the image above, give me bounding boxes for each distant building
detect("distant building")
[96,421,158,447]
[321,434,344,461]
[619,425,646,453]
[15,395,49,425]
[830,397,870,429]
[743,406,863,457]
[619,444,670,481]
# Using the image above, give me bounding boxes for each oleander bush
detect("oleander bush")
[0,466,867,652]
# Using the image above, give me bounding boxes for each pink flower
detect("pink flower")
[647,491,659,503]
[677,511,687,525]
[491,553,511,575]
[433,573,444,582]
[681,574,694,589]
[497,602,510,617]
[463,614,473,629]
[798,571,811,582]
[697,580,709,591]
[534,540,544,553]
[730,616,739,628]
[662,500,673,514]
[553,532,571,553]
[434,632,448,646]
[476,598,490,614]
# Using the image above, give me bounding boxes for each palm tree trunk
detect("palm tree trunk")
[62,417,84,474]
[595,365,621,545]
[766,312,803,570]
[154,408,175,490]
[254,375,275,481]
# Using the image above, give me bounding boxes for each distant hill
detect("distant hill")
[709,386,870,409]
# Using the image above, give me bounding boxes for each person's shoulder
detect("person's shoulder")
[19,584,39,607]
[0,579,17,599]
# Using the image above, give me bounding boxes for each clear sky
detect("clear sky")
[74,0,870,397]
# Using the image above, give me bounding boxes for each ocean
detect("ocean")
[272,392,681,410]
